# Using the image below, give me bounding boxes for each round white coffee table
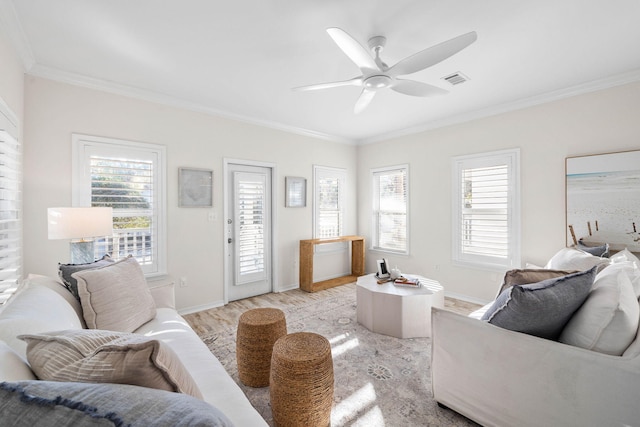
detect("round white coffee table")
[356,273,444,338]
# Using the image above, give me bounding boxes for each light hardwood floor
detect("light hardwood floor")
[184,283,482,335]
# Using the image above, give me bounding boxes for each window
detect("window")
[0,102,21,296]
[313,166,346,239]
[372,165,408,254]
[452,149,520,270]
[72,134,166,276]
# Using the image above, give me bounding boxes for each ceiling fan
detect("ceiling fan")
[294,28,477,114]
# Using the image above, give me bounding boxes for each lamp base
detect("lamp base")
[70,241,95,264]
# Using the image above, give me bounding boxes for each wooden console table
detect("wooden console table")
[299,235,365,292]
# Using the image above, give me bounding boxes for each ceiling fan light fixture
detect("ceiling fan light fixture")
[364,75,391,89]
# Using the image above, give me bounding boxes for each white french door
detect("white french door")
[225,162,273,301]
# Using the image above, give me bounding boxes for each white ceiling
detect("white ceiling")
[3,0,640,144]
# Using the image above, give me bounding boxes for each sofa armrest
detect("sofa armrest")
[149,282,176,310]
[431,307,640,427]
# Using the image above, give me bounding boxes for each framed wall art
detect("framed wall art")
[179,167,213,207]
[566,150,640,254]
[285,176,306,207]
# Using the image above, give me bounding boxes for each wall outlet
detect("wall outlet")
[179,277,188,287]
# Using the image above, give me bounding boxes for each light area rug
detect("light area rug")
[192,284,479,426]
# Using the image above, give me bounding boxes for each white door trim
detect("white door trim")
[223,158,278,304]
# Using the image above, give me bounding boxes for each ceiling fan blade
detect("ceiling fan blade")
[327,27,379,73]
[293,77,362,92]
[390,79,448,97]
[389,31,477,76]
[354,89,376,114]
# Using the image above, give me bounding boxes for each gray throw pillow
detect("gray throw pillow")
[481,267,597,340]
[577,240,610,258]
[0,381,234,427]
[58,255,114,299]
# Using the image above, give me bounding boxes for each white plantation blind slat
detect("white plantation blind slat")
[453,149,520,269]
[0,121,22,289]
[372,166,408,253]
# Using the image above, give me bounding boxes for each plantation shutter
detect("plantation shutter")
[453,149,520,269]
[0,122,21,294]
[234,172,266,284]
[460,165,508,258]
[314,167,346,239]
[73,134,166,277]
[90,156,155,267]
[372,166,408,253]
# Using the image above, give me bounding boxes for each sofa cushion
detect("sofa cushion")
[497,268,578,297]
[74,256,156,332]
[560,265,639,355]
[0,281,84,359]
[482,267,597,340]
[58,255,114,300]
[19,329,202,399]
[544,247,610,272]
[0,381,232,427]
[611,249,640,297]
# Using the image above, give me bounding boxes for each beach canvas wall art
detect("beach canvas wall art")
[566,150,640,254]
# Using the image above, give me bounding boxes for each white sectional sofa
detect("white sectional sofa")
[0,265,267,426]
[432,248,640,426]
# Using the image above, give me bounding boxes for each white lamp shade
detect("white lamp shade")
[48,207,113,240]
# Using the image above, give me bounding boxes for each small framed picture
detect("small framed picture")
[376,258,390,279]
[285,176,306,207]
[179,168,213,207]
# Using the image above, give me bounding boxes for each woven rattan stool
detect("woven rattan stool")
[236,307,287,387]
[270,332,334,427]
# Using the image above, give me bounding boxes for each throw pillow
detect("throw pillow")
[610,249,640,297]
[577,240,610,258]
[559,266,639,355]
[0,341,36,382]
[19,329,202,399]
[497,268,578,297]
[0,381,232,427]
[544,247,610,272]
[481,267,597,340]
[58,255,114,300]
[73,256,156,332]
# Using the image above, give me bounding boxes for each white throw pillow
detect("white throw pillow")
[545,247,610,272]
[611,249,640,297]
[74,256,156,332]
[559,265,639,355]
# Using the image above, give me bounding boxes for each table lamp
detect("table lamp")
[48,207,113,264]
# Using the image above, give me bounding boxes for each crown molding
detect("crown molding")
[27,64,355,145]
[0,0,35,70]
[360,68,640,145]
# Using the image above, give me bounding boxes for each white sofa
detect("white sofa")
[431,248,640,426]
[0,273,267,426]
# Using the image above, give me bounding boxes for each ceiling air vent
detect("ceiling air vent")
[442,72,469,86]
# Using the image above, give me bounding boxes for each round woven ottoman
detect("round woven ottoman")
[270,332,334,427]
[236,308,287,387]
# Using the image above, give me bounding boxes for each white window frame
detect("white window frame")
[0,97,21,293]
[452,148,521,270]
[313,165,347,253]
[72,134,167,277]
[371,164,409,255]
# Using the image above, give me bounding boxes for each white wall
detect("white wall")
[0,26,24,131]
[357,81,640,304]
[22,77,358,312]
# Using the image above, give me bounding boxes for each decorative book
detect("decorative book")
[393,277,421,288]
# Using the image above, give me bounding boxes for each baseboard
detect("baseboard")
[275,284,300,293]
[444,291,491,307]
[178,300,225,316]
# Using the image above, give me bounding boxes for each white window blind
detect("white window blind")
[0,116,21,293]
[313,166,346,239]
[452,149,520,269]
[73,135,166,276]
[372,165,408,254]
